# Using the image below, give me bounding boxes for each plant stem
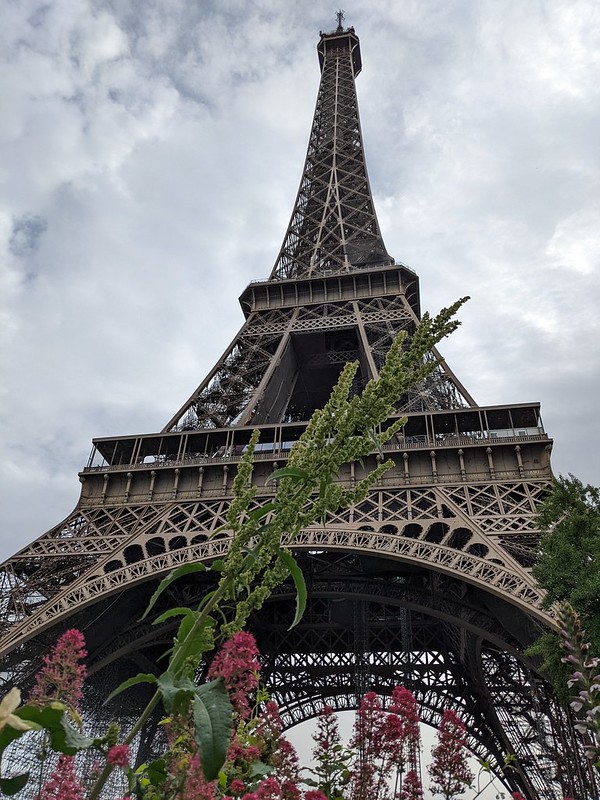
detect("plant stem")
[88,572,235,799]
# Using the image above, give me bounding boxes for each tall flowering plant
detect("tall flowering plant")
[308,688,423,800]
[349,688,424,800]
[0,302,468,797]
[30,629,87,710]
[388,685,422,796]
[428,709,473,800]
[306,705,351,799]
[558,601,600,765]
[349,692,386,800]
[32,629,88,800]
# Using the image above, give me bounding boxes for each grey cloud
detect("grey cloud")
[9,214,48,257]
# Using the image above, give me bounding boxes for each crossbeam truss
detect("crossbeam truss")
[0,22,595,800]
[165,282,474,432]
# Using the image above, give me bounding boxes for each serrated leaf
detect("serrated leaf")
[0,773,29,795]
[105,673,157,705]
[192,679,233,781]
[277,548,307,629]
[266,466,309,485]
[141,563,208,620]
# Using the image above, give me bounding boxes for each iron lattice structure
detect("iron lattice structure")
[0,23,596,799]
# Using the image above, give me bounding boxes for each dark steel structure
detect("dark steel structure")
[0,21,594,799]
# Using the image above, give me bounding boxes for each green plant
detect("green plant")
[0,299,467,798]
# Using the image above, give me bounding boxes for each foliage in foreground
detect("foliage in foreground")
[0,298,594,799]
[528,476,600,699]
[0,302,467,798]
[0,627,520,800]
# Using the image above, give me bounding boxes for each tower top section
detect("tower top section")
[317,22,362,77]
[270,24,391,280]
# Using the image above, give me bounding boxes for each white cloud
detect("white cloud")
[0,0,598,568]
[546,209,600,275]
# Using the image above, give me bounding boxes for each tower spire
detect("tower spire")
[270,24,391,279]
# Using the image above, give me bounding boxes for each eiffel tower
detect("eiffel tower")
[0,18,594,799]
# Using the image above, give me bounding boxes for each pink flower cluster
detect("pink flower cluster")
[349,688,423,800]
[401,769,424,800]
[106,744,130,767]
[30,629,87,709]
[226,776,289,800]
[256,701,301,800]
[37,755,84,800]
[311,703,338,761]
[208,631,260,718]
[390,686,420,749]
[224,778,329,800]
[428,708,474,799]
[180,754,218,800]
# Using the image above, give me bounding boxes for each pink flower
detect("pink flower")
[400,769,424,800]
[428,709,474,799]
[37,755,84,800]
[256,777,282,799]
[181,754,218,800]
[208,632,260,718]
[228,741,261,763]
[304,792,328,800]
[230,778,246,794]
[30,629,87,709]
[106,744,130,767]
[270,737,301,799]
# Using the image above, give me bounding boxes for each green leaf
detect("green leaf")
[249,760,273,778]
[174,613,212,662]
[0,720,34,754]
[248,502,276,522]
[152,606,196,626]
[192,679,233,781]
[156,673,197,715]
[57,716,97,753]
[14,704,99,755]
[367,427,384,456]
[277,548,307,629]
[266,466,309,485]
[0,773,29,795]
[141,563,208,620]
[145,758,168,787]
[105,673,157,705]
[210,559,225,571]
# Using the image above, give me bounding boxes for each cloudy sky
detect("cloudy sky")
[1,0,599,565]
